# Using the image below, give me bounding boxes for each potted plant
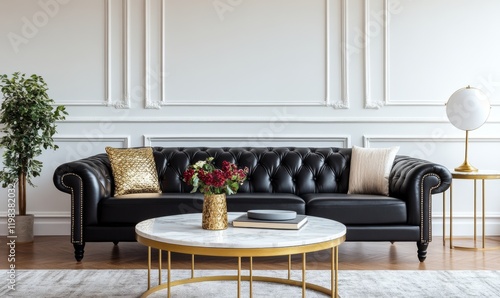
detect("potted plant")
[0,72,67,242]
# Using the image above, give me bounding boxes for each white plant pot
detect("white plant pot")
[15,214,34,243]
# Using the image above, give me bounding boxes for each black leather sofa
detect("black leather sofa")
[53,147,452,262]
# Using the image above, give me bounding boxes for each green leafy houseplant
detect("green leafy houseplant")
[0,72,67,216]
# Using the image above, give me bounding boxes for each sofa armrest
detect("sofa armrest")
[53,153,113,244]
[389,155,452,242]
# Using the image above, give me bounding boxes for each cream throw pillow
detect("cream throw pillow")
[347,146,399,196]
[106,147,161,196]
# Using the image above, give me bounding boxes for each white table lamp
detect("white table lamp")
[446,86,490,172]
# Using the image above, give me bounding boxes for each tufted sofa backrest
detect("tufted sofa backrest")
[153,147,352,195]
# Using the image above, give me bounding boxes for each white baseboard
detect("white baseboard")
[432,212,500,237]
[0,212,70,236]
[1,213,499,237]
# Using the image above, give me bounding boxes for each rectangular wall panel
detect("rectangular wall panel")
[145,0,348,107]
[365,0,500,107]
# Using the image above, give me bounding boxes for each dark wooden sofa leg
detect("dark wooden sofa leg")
[73,243,85,262]
[113,241,119,245]
[417,241,428,262]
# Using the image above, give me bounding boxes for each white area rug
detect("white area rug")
[1,269,499,297]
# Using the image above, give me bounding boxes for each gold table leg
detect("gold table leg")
[302,253,306,298]
[474,179,477,244]
[167,251,171,298]
[333,246,338,298]
[249,256,253,298]
[482,179,485,249]
[451,178,500,251]
[147,246,151,290]
[158,249,162,285]
[450,182,453,249]
[191,254,195,278]
[442,191,446,246]
[237,256,241,298]
[288,255,292,280]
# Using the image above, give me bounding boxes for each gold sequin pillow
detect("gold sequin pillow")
[105,147,161,196]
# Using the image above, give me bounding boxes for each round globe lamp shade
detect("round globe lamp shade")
[446,86,490,172]
[446,87,490,131]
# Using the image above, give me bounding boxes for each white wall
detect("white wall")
[1,0,499,237]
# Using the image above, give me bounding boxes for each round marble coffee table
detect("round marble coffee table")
[135,212,346,298]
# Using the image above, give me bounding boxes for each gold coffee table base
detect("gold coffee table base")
[141,273,337,297]
[137,236,345,298]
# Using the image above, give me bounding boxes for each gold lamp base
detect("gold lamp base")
[454,161,478,172]
[454,130,479,172]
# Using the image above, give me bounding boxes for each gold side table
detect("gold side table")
[443,170,500,250]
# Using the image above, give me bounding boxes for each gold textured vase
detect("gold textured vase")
[202,194,228,230]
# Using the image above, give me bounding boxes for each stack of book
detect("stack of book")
[232,211,308,230]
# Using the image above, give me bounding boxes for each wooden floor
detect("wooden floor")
[2,236,499,270]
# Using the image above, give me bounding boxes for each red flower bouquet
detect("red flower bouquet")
[183,157,248,195]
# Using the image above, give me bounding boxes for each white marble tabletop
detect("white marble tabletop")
[135,212,346,249]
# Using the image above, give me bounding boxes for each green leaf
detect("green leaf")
[226,185,235,195]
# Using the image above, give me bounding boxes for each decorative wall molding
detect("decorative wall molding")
[143,135,351,148]
[364,0,500,108]
[52,136,129,165]
[363,0,385,109]
[145,0,349,109]
[115,0,131,108]
[55,135,130,156]
[364,0,473,108]
[380,0,445,107]
[109,0,131,108]
[363,135,500,147]
[56,135,129,145]
[144,0,161,109]
[331,0,349,109]
[59,116,468,123]
[54,0,111,107]
[56,0,130,108]
[104,0,111,106]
